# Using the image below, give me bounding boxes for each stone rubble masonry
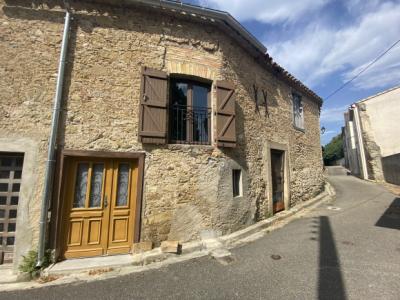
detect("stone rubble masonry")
[0,0,324,269]
[357,103,385,182]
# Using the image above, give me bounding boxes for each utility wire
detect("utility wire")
[325,38,400,100]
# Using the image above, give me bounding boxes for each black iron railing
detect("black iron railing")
[170,104,211,145]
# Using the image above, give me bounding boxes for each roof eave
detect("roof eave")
[130,0,267,54]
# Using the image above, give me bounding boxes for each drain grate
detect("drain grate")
[271,254,282,260]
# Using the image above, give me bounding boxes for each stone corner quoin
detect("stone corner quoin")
[0,0,324,269]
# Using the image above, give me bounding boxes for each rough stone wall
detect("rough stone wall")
[0,2,65,254]
[0,0,324,259]
[357,103,385,182]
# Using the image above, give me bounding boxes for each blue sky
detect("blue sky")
[184,0,400,144]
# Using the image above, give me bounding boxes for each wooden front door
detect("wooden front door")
[62,157,138,259]
[271,149,285,213]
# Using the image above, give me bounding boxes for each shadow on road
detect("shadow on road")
[318,216,347,300]
[375,197,400,230]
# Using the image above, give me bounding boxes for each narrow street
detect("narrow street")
[3,171,400,300]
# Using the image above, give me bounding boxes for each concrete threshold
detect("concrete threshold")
[47,254,134,275]
[1,181,334,290]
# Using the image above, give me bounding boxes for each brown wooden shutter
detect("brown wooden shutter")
[139,67,168,144]
[216,80,236,147]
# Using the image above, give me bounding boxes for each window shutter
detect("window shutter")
[139,67,168,144]
[216,80,236,148]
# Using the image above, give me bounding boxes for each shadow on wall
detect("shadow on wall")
[317,216,347,300]
[375,197,400,230]
[382,153,400,186]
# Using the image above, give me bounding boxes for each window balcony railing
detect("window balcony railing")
[169,104,211,145]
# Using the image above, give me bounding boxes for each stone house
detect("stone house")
[343,86,400,185]
[0,0,324,270]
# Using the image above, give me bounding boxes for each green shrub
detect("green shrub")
[323,134,344,166]
[18,249,53,278]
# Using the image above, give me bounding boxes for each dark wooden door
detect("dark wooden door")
[271,149,285,213]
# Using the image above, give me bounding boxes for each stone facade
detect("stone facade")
[0,0,324,268]
[357,103,385,182]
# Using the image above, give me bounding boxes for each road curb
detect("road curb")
[47,181,334,273]
[1,181,334,290]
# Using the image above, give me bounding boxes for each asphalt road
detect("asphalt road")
[2,172,400,299]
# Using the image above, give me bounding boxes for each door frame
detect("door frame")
[51,150,145,261]
[266,141,290,216]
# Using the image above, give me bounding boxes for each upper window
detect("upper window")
[292,93,304,130]
[169,79,211,145]
[139,67,236,147]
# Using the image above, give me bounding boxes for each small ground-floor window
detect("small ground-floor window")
[232,169,242,197]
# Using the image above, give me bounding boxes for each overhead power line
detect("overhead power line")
[325,38,400,100]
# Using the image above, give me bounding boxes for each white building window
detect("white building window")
[292,93,304,130]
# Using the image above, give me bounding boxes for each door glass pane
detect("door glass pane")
[14,170,22,179]
[12,183,20,192]
[16,157,23,167]
[10,196,18,205]
[192,85,208,108]
[0,170,10,179]
[170,81,188,142]
[8,223,16,232]
[89,163,104,208]
[192,84,210,143]
[116,163,130,206]
[73,163,89,208]
[0,158,13,167]
[9,209,17,218]
[0,183,8,192]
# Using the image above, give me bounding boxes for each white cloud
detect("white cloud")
[345,0,383,13]
[267,25,333,85]
[321,105,348,123]
[267,1,400,90]
[342,44,400,89]
[199,0,330,24]
[197,0,400,91]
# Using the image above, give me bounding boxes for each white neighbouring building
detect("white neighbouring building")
[343,86,400,185]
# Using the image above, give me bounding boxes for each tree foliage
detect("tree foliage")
[323,134,344,165]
